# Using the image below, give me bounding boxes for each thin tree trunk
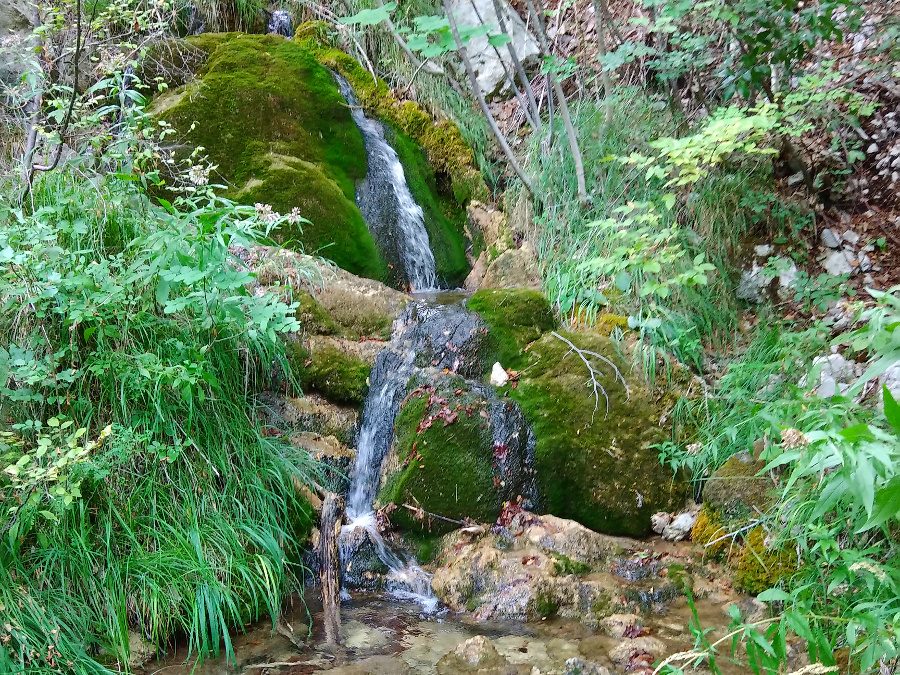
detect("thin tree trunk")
[484,0,541,132]
[319,492,344,646]
[523,0,588,205]
[444,0,534,196]
[592,0,613,124]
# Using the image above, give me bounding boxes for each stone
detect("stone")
[842,230,861,246]
[0,0,34,84]
[491,362,511,387]
[879,362,900,409]
[662,509,698,542]
[650,512,671,534]
[480,243,542,290]
[777,260,799,294]
[859,253,873,272]
[703,454,771,521]
[563,657,611,675]
[600,613,643,639]
[127,631,156,669]
[607,636,667,666]
[808,352,860,397]
[447,0,540,99]
[753,244,773,257]
[467,201,512,254]
[736,264,768,303]
[436,636,509,674]
[464,251,490,290]
[820,228,841,248]
[821,250,853,276]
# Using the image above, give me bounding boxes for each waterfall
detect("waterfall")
[333,74,438,292]
[267,10,293,37]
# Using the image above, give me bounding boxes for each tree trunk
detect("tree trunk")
[488,0,542,132]
[523,0,588,205]
[319,492,344,646]
[444,0,535,196]
[592,0,613,124]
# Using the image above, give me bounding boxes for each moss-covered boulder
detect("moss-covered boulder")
[378,376,530,534]
[508,332,686,537]
[467,288,556,370]
[702,452,773,522]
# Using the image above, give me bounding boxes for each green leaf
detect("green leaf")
[339,2,396,26]
[757,588,792,603]
[883,386,900,434]
[487,33,511,48]
[858,476,900,532]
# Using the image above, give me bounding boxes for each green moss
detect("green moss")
[378,381,499,534]
[551,553,591,576]
[294,291,340,335]
[703,453,772,522]
[733,527,796,595]
[389,126,470,285]
[295,344,371,406]
[508,332,687,537]
[467,289,556,371]
[691,506,730,560]
[531,590,560,619]
[404,531,443,565]
[156,34,387,280]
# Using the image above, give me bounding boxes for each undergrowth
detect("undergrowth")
[0,172,318,672]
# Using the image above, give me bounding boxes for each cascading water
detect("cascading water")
[333,74,438,292]
[267,10,293,37]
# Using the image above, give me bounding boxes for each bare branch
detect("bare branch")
[551,331,628,421]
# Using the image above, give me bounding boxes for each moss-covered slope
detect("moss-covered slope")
[155,33,387,280]
[467,289,557,370]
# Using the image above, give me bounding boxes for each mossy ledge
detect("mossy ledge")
[467,288,556,371]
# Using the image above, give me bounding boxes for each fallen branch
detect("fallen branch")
[551,331,628,420]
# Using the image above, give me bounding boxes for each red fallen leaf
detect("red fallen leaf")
[521,555,539,566]
[623,624,648,639]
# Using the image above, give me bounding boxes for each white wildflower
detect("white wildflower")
[850,561,888,581]
[254,202,279,225]
[686,442,702,455]
[286,207,304,225]
[187,164,209,186]
[780,428,809,449]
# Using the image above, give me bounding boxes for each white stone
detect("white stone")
[447,0,539,99]
[777,260,799,293]
[842,230,861,246]
[736,263,768,303]
[754,244,773,257]
[859,253,873,272]
[650,512,671,534]
[662,510,697,542]
[822,250,853,276]
[490,362,510,387]
[880,362,900,409]
[821,228,841,248]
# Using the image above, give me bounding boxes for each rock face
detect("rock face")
[447,0,540,99]
[431,511,697,627]
[0,0,33,84]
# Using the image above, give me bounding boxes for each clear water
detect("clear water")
[267,10,293,37]
[333,73,438,292]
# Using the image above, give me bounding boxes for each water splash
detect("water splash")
[333,73,437,292]
[267,10,293,37]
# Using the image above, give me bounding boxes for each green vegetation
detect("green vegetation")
[293,343,372,406]
[155,33,388,280]
[0,173,317,672]
[467,288,556,370]
[378,379,498,534]
[510,332,686,536]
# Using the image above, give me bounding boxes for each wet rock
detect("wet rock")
[491,362,510,387]
[467,201,512,254]
[820,228,842,249]
[290,431,355,496]
[821,249,853,276]
[377,374,537,533]
[436,636,509,674]
[398,300,489,378]
[266,392,359,446]
[607,636,666,666]
[600,613,643,639]
[563,657,611,675]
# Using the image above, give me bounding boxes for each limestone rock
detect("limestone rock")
[437,636,509,673]
[650,512,671,534]
[820,228,842,249]
[753,244,773,257]
[821,249,853,276]
[736,263,769,303]
[600,613,643,639]
[447,0,540,99]
[480,243,542,290]
[491,362,510,387]
[467,201,512,253]
[268,392,359,446]
[127,631,156,669]
[661,509,698,542]
[608,636,667,666]
[879,362,900,409]
[806,352,861,398]
[465,251,490,290]
[0,0,34,84]
[563,657,611,675]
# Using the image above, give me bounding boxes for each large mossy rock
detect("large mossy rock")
[467,288,556,371]
[153,32,472,286]
[378,375,533,534]
[509,332,686,537]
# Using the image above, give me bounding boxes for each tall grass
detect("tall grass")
[0,172,318,672]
